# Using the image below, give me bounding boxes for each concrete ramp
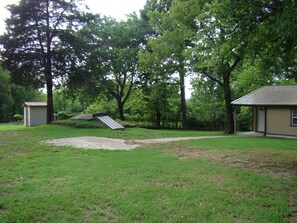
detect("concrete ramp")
[95,116,124,130]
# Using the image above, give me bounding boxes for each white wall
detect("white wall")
[24,106,47,127]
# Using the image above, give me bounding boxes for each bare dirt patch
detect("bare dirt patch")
[159,144,297,180]
[130,136,226,145]
[43,136,226,151]
[44,137,139,150]
[12,151,27,156]
[0,131,28,147]
[0,156,7,162]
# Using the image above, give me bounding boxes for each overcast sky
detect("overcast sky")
[0,0,147,34]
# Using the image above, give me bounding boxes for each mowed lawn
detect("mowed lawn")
[0,124,296,222]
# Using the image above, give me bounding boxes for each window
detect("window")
[292,110,297,126]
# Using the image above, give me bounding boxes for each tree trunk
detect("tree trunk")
[46,78,54,124]
[210,82,216,129]
[118,101,125,121]
[45,50,54,123]
[179,61,188,129]
[156,109,161,127]
[45,1,54,124]
[223,75,234,134]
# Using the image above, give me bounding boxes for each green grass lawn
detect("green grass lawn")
[0,124,296,222]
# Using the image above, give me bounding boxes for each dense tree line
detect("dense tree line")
[0,0,296,131]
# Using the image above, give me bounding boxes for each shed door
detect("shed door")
[257,107,265,132]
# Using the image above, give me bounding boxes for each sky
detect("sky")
[0,0,147,34]
[0,0,193,98]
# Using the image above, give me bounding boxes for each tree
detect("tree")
[0,0,85,123]
[10,85,46,115]
[230,0,297,81]
[53,88,82,114]
[0,66,13,122]
[139,3,191,129]
[70,15,144,120]
[178,0,243,134]
[0,64,47,122]
[187,76,226,130]
[143,77,174,127]
[134,0,175,127]
[163,0,297,133]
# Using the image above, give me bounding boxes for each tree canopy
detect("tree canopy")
[0,0,296,130]
[0,0,87,123]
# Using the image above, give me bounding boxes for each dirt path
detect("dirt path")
[43,136,227,150]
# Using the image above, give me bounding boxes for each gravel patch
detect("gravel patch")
[43,136,227,151]
[44,137,138,150]
[131,136,226,144]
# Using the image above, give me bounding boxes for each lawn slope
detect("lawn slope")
[0,125,296,222]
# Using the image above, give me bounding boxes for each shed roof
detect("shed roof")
[24,102,47,107]
[231,85,297,106]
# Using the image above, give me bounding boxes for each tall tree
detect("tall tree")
[136,0,175,127]
[70,15,144,120]
[139,3,191,129]
[0,0,85,123]
[178,0,243,134]
[164,0,297,133]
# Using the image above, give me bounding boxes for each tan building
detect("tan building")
[23,102,47,127]
[231,85,297,137]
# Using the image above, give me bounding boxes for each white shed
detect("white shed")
[23,102,47,127]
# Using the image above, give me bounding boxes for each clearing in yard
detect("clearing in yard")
[0,124,296,222]
[43,136,227,150]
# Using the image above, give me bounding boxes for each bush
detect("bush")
[187,117,225,131]
[13,114,23,122]
[236,107,253,131]
[52,120,104,128]
[56,112,75,120]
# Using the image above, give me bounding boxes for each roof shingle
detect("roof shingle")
[231,85,297,106]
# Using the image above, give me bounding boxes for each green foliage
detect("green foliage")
[0,67,13,122]
[53,120,104,128]
[86,96,118,119]
[139,7,190,128]
[53,89,82,114]
[56,112,75,120]
[1,0,296,130]
[124,90,146,117]
[11,85,46,114]
[12,114,23,122]
[0,0,87,123]
[70,15,146,121]
[188,77,226,130]
[236,107,253,131]
[0,66,46,122]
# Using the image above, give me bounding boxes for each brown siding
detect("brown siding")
[266,107,297,136]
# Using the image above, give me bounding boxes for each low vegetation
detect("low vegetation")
[52,119,105,128]
[0,124,296,222]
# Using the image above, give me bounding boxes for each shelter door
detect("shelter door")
[257,107,265,132]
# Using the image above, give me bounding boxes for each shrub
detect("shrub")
[13,114,23,122]
[56,112,75,120]
[52,120,104,128]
